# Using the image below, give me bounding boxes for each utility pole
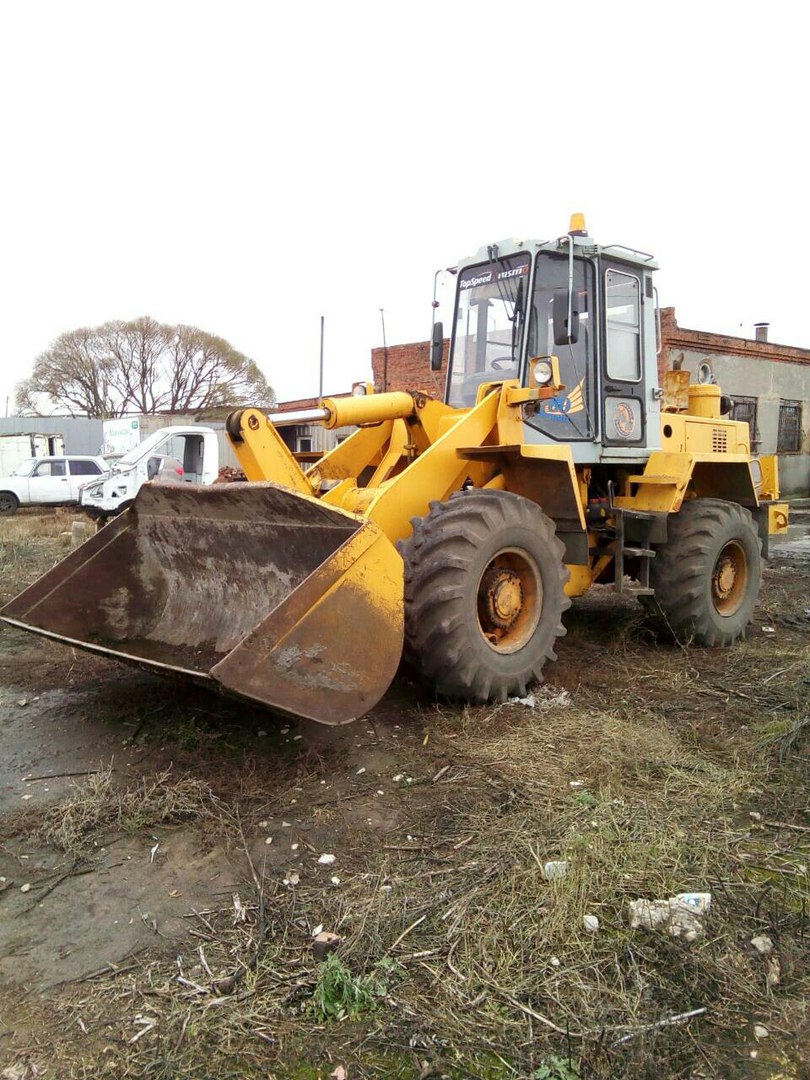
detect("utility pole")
[319,316,325,399]
[380,309,389,393]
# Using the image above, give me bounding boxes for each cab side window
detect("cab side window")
[605,270,641,382]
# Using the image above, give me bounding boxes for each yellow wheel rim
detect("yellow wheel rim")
[476,548,542,654]
[711,540,748,616]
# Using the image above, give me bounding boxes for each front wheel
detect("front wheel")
[0,492,19,516]
[645,498,762,646]
[399,490,570,703]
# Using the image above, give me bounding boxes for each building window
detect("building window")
[777,401,802,453]
[729,395,758,446]
[296,435,313,454]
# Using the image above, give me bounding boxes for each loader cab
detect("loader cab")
[446,225,661,464]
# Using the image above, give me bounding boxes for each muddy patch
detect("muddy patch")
[0,832,234,991]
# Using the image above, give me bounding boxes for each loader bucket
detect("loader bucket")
[0,483,404,725]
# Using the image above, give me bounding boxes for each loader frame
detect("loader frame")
[226,376,788,602]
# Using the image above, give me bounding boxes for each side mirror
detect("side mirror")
[553,289,580,346]
[430,321,444,371]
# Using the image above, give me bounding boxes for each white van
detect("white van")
[80,426,220,519]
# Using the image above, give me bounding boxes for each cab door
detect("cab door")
[600,265,647,447]
[524,252,597,443]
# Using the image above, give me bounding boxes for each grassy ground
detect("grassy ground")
[0,508,91,588]
[0,511,807,1079]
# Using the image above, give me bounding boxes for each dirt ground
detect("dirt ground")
[0,508,807,1079]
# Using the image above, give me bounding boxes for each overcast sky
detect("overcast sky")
[1,1,806,413]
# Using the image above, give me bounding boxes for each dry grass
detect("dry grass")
[21,671,806,1079]
[1,555,807,1078]
[0,511,95,600]
[40,767,217,856]
[0,509,87,540]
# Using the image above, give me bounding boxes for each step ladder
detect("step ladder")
[611,507,656,597]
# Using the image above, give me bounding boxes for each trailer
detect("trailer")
[0,433,65,475]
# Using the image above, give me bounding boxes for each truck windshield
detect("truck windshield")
[447,252,530,407]
[117,429,177,465]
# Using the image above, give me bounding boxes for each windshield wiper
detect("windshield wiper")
[510,278,524,360]
[484,244,525,363]
[488,244,518,319]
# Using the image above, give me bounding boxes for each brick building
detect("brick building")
[370,340,448,398]
[656,309,809,494]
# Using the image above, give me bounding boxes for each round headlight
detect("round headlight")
[534,359,553,385]
[352,382,368,396]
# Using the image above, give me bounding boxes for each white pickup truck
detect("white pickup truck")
[80,426,220,520]
[0,455,108,515]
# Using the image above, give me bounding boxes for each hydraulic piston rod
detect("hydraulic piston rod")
[267,391,416,431]
[266,407,331,427]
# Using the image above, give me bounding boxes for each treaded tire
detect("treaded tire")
[399,490,571,703]
[645,498,762,646]
[0,493,19,516]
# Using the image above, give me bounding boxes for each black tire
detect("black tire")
[0,492,19,516]
[645,498,762,646]
[399,490,571,702]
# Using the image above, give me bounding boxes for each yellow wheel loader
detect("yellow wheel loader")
[1,217,789,724]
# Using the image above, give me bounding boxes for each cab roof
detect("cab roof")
[459,232,659,273]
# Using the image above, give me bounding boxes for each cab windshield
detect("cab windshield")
[447,252,530,407]
[117,429,174,466]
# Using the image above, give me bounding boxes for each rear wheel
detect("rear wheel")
[645,498,761,646]
[399,490,570,702]
[0,492,19,516]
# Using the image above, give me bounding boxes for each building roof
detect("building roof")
[661,308,810,366]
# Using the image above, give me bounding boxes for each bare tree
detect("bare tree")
[15,318,274,417]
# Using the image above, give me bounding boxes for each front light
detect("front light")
[352,382,368,396]
[534,359,554,385]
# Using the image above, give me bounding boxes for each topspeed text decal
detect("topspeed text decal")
[459,262,529,290]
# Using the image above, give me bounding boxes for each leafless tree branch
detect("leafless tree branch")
[15,318,275,417]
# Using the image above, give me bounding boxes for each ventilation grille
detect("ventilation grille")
[712,428,728,453]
